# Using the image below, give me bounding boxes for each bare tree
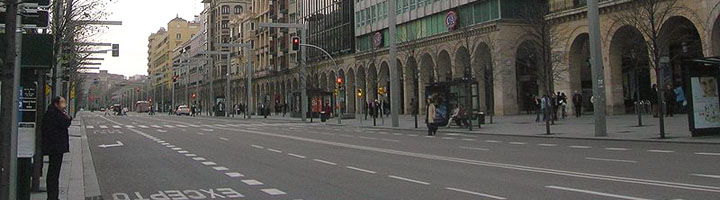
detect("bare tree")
[398,25,424,117]
[518,1,568,134]
[612,0,691,138]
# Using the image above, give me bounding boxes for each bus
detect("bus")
[135,101,151,113]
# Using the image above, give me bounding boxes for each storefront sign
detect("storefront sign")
[446,11,458,31]
[372,32,383,48]
[690,77,720,129]
[18,122,35,158]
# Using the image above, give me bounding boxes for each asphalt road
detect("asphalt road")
[81,112,720,200]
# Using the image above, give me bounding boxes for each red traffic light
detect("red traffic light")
[336,77,343,84]
[292,37,300,51]
[191,93,197,98]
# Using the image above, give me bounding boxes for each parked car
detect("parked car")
[176,105,191,116]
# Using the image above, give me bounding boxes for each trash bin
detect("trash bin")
[478,112,486,125]
[320,111,327,122]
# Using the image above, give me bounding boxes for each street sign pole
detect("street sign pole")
[588,0,607,137]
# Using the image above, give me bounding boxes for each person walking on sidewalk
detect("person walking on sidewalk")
[572,91,583,118]
[42,96,73,200]
[426,98,438,136]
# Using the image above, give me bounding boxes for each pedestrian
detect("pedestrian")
[650,84,659,117]
[425,98,437,136]
[572,91,583,118]
[541,95,549,122]
[42,97,73,200]
[665,84,675,117]
[674,84,686,113]
[560,92,567,119]
[534,96,542,122]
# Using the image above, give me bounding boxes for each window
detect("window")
[176,33,181,40]
[221,5,230,14]
[234,6,243,14]
[222,20,229,29]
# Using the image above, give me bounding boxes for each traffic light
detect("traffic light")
[336,77,343,85]
[378,87,386,95]
[173,75,179,82]
[334,89,339,97]
[136,87,140,93]
[149,98,153,103]
[112,44,120,57]
[291,36,300,51]
[357,89,363,98]
[191,93,197,99]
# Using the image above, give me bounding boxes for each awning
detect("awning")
[686,56,720,66]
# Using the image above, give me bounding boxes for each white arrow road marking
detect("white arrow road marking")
[546,186,651,200]
[98,141,124,148]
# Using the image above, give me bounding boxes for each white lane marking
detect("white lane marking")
[346,166,376,174]
[647,150,674,153]
[214,124,227,127]
[445,187,506,199]
[212,167,229,171]
[192,157,206,161]
[219,137,229,141]
[312,159,337,166]
[538,144,558,147]
[151,125,162,128]
[178,151,189,153]
[339,134,354,138]
[442,137,456,140]
[267,148,283,153]
[251,145,264,149]
[225,172,244,177]
[509,142,527,145]
[484,140,500,143]
[605,148,629,151]
[408,134,419,137]
[197,132,205,135]
[546,186,651,200]
[288,153,306,159]
[176,125,188,128]
[201,129,214,132]
[156,129,167,133]
[163,125,175,128]
[86,125,94,129]
[112,125,122,129]
[161,143,170,145]
[459,146,489,151]
[184,154,196,157]
[156,140,165,143]
[585,157,637,163]
[189,125,201,127]
[125,125,135,128]
[201,162,217,166]
[569,146,591,149]
[695,152,720,156]
[242,179,263,185]
[166,145,176,148]
[392,133,403,136]
[99,125,108,129]
[387,175,430,185]
[261,189,286,196]
[358,136,378,140]
[461,138,476,141]
[381,139,400,142]
[171,147,182,150]
[138,125,148,128]
[691,174,720,179]
[159,117,720,193]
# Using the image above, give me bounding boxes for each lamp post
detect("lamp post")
[588,0,607,137]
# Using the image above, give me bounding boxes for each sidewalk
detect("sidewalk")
[196,112,720,144]
[31,114,101,200]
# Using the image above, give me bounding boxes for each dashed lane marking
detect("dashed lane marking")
[605,148,629,151]
[201,129,214,132]
[125,125,135,128]
[219,137,229,141]
[184,154,196,157]
[461,138,476,141]
[288,153,306,159]
[163,125,175,128]
[538,144,558,147]
[112,125,122,128]
[251,145,264,149]
[242,179,263,186]
[388,175,430,185]
[176,125,188,128]
[99,125,108,129]
[569,146,591,149]
[459,146,489,151]
[201,162,217,166]
[192,157,206,161]
[189,125,201,127]
[484,140,500,143]
[647,150,674,153]
[442,137,456,140]
[178,151,189,154]
[267,148,283,153]
[445,187,506,199]
[695,152,720,156]
[585,157,637,163]
[381,139,400,142]
[156,129,167,133]
[261,189,286,196]
[509,142,527,145]
[151,125,162,128]
[312,159,337,166]
[171,147,182,150]
[138,125,148,128]
[225,172,244,178]
[346,166,376,174]
[546,186,651,200]
[691,174,720,179]
[86,126,94,129]
[213,167,229,171]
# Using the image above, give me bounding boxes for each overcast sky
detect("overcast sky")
[96,0,204,77]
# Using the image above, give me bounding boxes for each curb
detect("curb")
[327,123,720,145]
[78,114,103,199]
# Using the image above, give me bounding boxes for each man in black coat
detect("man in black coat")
[572,91,583,117]
[42,96,72,200]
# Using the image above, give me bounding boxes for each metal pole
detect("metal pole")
[226,53,231,117]
[210,56,214,116]
[388,0,400,127]
[246,47,253,119]
[300,27,308,122]
[587,0,607,137]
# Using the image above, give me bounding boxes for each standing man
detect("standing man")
[42,97,73,200]
[572,91,583,118]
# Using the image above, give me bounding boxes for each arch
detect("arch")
[367,64,378,99]
[356,65,367,111]
[405,56,420,114]
[568,33,592,114]
[473,42,493,113]
[515,40,540,114]
[608,25,651,114]
[436,50,452,82]
[320,72,328,92]
[378,61,390,90]
[658,16,704,88]
[346,68,356,113]
[453,45,471,80]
